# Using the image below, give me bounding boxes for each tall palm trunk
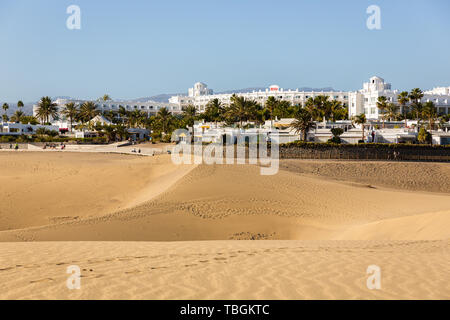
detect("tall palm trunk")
[404,107,407,128]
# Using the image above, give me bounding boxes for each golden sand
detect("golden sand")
[0,152,449,299]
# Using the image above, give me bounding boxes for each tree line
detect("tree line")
[4,88,450,144]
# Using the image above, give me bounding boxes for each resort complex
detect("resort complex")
[169,76,450,119]
[0,76,440,145]
[1,75,450,146]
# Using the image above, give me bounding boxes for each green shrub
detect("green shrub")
[418,127,432,144]
[281,141,449,149]
[328,136,342,144]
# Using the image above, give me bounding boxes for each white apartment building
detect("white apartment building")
[33,98,182,122]
[426,86,450,95]
[352,76,450,119]
[0,122,59,136]
[170,77,450,120]
[170,82,349,113]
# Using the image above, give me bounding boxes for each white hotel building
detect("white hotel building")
[169,77,450,120]
[34,98,182,120]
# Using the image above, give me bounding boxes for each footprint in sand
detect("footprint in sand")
[125,270,141,274]
[30,278,54,284]
[0,267,14,272]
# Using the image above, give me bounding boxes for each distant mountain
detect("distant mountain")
[131,86,337,103]
[127,94,183,103]
[0,102,35,116]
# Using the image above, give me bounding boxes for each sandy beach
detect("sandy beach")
[0,152,449,299]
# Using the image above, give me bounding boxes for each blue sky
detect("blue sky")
[0,0,449,102]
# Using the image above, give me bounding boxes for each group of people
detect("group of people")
[43,142,66,150]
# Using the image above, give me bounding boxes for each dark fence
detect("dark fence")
[279,143,450,162]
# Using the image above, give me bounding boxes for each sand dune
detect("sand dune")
[1,159,449,241]
[0,152,449,299]
[335,210,450,240]
[0,240,448,300]
[280,160,450,193]
[0,153,193,231]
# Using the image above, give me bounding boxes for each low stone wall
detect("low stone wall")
[0,143,28,150]
[279,143,450,162]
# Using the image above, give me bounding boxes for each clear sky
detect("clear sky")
[1,0,449,102]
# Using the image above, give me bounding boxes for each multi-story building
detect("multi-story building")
[33,98,182,121]
[352,76,450,119]
[170,82,350,113]
[170,77,450,119]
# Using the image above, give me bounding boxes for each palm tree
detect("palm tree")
[305,96,332,121]
[204,98,223,124]
[227,95,259,127]
[265,96,279,127]
[422,101,438,130]
[273,100,293,119]
[409,88,424,121]
[62,102,78,132]
[79,101,99,124]
[2,103,9,122]
[385,103,399,122]
[353,114,367,142]
[118,105,128,125]
[397,91,409,127]
[291,108,315,141]
[128,110,147,128]
[101,94,111,101]
[35,97,58,124]
[17,100,24,110]
[156,107,172,133]
[330,100,347,122]
[182,105,197,128]
[115,124,129,141]
[11,110,25,123]
[103,125,117,143]
[376,96,389,128]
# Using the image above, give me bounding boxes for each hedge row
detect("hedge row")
[281,141,450,150]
